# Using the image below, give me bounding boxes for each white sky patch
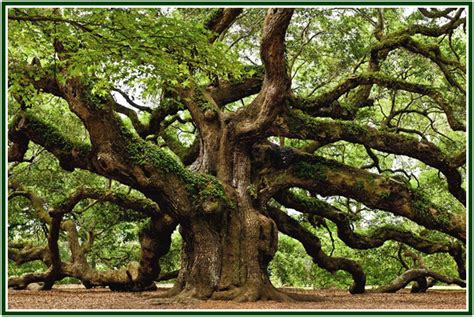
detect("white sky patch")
[402,7,417,17]
[286,207,300,216]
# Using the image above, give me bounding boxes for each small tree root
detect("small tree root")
[211,284,296,302]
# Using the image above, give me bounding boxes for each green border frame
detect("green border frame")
[1,1,471,315]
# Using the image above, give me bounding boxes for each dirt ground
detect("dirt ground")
[7,285,466,311]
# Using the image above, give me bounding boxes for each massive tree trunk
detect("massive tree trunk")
[171,207,281,301]
[159,8,296,301]
[166,122,286,301]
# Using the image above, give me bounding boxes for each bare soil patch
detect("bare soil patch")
[7,285,466,311]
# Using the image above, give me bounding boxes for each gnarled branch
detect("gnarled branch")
[273,109,465,205]
[267,205,366,294]
[254,144,465,242]
[275,189,465,278]
[235,9,294,139]
[293,73,464,131]
[374,269,465,293]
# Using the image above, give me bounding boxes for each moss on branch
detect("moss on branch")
[11,112,92,171]
[260,147,465,242]
[282,109,465,205]
[126,137,229,211]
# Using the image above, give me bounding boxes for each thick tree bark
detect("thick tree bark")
[8,214,177,292]
[154,9,296,302]
[162,130,288,301]
[168,201,288,302]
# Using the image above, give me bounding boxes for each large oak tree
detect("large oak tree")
[7,7,466,301]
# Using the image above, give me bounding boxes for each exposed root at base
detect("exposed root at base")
[144,284,329,303]
[211,284,296,302]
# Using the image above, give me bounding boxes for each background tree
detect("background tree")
[8,7,466,302]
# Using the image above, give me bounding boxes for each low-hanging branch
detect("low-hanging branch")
[8,243,51,266]
[373,269,465,293]
[274,189,466,279]
[267,205,366,294]
[254,144,465,242]
[8,184,177,291]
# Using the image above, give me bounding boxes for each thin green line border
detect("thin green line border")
[1,1,472,315]
[2,2,474,5]
[2,1,6,315]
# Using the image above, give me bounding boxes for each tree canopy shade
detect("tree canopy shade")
[7,7,467,302]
